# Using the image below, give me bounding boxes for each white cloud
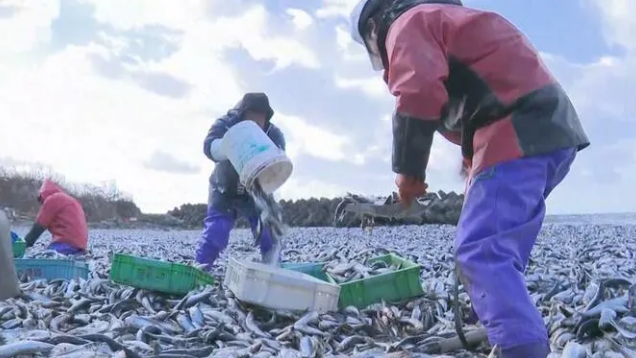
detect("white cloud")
[274,114,353,162]
[335,26,352,51]
[286,8,314,30]
[279,177,347,200]
[0,2,323,213]
[335,25,369,62]
[347,115,392,166]
[316,0,359,19]
[567,57,636,121]
[334,75,388,98]
[212,6,320,70]
[0,41,215,212]
[540,4,636,124]
[589,0,636,52]
[428,134,462,172]
[80,0,207,31]
[0,0,59,54]
[86,1,320,71]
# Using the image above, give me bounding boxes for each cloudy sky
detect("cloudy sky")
[0,0,634,215]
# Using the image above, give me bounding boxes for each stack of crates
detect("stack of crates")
[283,253,423,309]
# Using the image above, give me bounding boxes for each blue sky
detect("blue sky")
[0,0,633,215]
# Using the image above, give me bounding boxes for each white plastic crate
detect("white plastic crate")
[224,258,340,313]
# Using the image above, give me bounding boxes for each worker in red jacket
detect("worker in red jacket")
[24,179,88,254]
[349,1,589,357]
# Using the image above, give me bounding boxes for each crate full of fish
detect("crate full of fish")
[325,253,423,308]
[14,259,89,281]
[225,258,340,313]
[11,231,25,258]
[281,261,330,282]
[109,253,214,295]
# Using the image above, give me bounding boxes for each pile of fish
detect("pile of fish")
[322,252,402,284]
[334,191,464,228]
[2,220,636,357]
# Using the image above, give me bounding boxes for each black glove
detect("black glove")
[25,236,36,248]
[24,223,45,248]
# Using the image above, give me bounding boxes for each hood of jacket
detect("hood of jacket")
[38,179,65,201]
[230,92,275,127]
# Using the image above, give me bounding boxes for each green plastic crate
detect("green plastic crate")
[15,259,89,281]
[109,253,215,295]
[282,262,330,282]
[12,240,26,258]
[326,253,423,308]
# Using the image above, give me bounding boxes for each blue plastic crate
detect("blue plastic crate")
[15,259,89,281]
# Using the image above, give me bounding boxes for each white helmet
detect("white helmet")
[348,0,385,71]
[349,0,369,45]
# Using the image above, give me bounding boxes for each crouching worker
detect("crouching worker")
[349,1,589,357]
[196,93,286,271]
[24,179,88,255]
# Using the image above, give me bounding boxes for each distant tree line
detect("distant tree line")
[0,167,141,222]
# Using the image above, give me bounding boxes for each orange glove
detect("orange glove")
[395,174,428,208]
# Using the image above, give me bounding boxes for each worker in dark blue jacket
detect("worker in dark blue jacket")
[196,93,286,270]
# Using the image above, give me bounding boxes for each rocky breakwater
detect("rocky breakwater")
[334,190,465,228]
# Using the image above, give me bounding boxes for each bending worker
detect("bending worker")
[24,179,88,255]
[349,1,589,357]
[196,92,286,271]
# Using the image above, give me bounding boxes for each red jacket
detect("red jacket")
[375,0,589,177]
[36,180,88,250]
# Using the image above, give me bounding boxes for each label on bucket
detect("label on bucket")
[234,142,275,174]
[222,120,290,191]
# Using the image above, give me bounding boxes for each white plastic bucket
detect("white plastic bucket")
[222,120,293,194]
